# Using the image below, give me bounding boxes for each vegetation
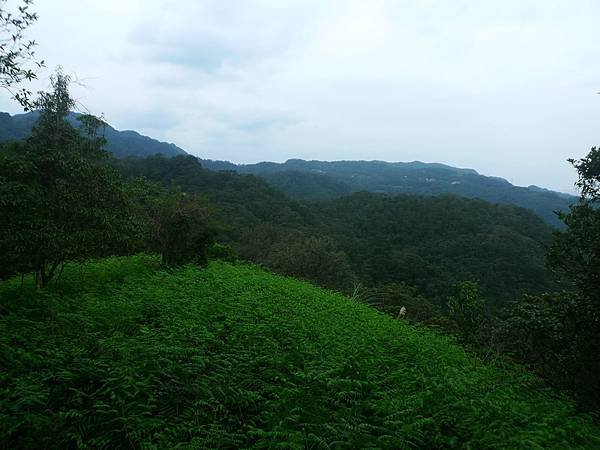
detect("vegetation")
[1,256,599,448]
[113,155,554,310]
[496,292,600,410]
[0,0,43,108]
[446,281,489,348]
[1,2,599,445]
[114,155,310,241]
[313,192,554,306]
[497,146,600,410]
[145,190,219,266]
[0,71,135,286]
[262,234,355,292]
[201,158,575,228]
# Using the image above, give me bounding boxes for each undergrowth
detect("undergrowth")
[1,256,598,448]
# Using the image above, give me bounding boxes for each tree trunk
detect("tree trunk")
[35,265,47,289]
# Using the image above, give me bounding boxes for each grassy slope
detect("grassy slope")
[1,256,599,449]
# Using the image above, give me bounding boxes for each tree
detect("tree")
[500,146,600,410]
[447,281,488,347]
[146,190,219,267]
[263,234,356,292]
[495,292,600,409]
[0,69,136,287]
[569,147,600,200]
[547,147,600,305]
[0,0,44,109]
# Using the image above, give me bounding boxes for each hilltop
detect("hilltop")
[1,256,598,448]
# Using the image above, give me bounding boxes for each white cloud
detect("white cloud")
[1,0,599,192]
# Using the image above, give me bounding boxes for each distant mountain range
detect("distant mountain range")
[200,158,576,228]
[0,111,186,158]
[0,111,576,227]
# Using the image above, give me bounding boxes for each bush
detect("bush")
[147,191,219,266]
[207,242,237,263]
[495,292,600,410]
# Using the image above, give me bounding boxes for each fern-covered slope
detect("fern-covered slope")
[1,256,598,448]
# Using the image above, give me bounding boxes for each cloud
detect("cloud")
[127,0,320,72]
[1,0,598,193]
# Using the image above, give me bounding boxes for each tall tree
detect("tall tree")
[0,69,136,286]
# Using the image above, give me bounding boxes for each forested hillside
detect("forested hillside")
[114,155,555,308]
[202,158,575,227]
[114,155,312,240]
[313,192,554,305]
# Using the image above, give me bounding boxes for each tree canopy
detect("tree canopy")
[0,70,135,286]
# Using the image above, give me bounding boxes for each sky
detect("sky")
[1,0,599,193]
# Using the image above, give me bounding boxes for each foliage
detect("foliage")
[0,256,599,448]
[145,190,219,266]
[547,203,600,303]
[262,233,356,292]
[0,0,44,109]
[569,147,600,200]
[201,158,575,228]
[511,146,600,410]
[447,281,489,348]
[315,192,554,307]
[359,282,453,328]
[0,70,136,286]
[114,154,310,240]
[495,292,600,410]
[259,169,354,202]
[112,156,555,310]
[548,147,600,306]
[207,242,237,263]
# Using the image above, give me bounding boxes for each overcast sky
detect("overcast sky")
[1,0,599,193]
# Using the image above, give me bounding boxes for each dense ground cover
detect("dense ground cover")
[1,256,598,448]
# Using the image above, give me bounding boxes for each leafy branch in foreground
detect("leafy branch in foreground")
[0,0,45,109]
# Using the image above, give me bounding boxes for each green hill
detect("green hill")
[113,156,555,308]
[201,158,575,228]
[1,256,598,448]
[313,192,554,306]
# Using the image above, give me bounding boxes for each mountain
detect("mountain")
[201,158,576,228]
[1,255,598,448]
[0,111,187,158]
[1,110,574,227]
